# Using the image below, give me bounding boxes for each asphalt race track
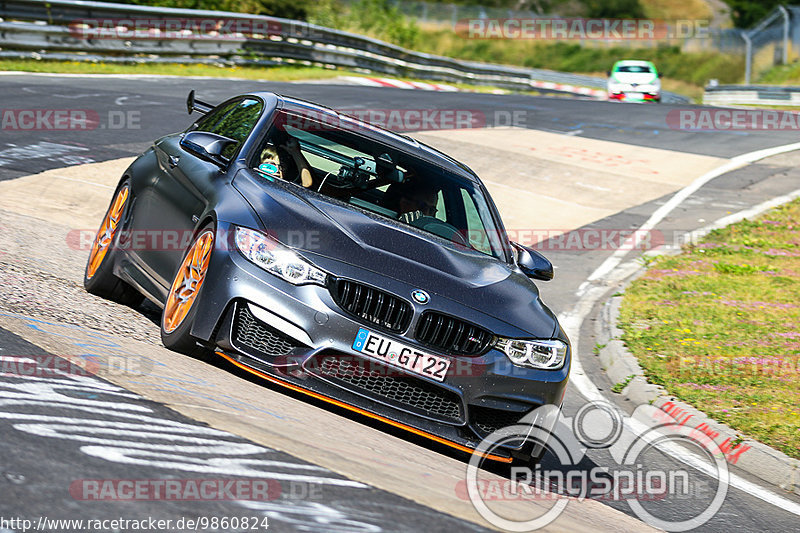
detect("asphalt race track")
[0,327,490,533]
[1,72,800,532]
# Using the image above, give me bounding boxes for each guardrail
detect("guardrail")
[0,0,689,103]
[703,85,800,106]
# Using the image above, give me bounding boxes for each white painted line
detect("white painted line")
[49,175,115,189]
[623,415,800,516]
[559,140,800,516]
[0,356,38,363]
[575,181,612,192]
[586,141,800,285]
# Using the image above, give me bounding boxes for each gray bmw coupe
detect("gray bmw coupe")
[84,91,570,463]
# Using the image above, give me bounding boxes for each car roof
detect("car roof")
[245,92,482,184]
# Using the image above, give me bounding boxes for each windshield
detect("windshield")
[252,110,506,259]
[616,65,653,74]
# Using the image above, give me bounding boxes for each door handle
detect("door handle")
[168,155,180,168]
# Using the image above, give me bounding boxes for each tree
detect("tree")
[581,0,644,19]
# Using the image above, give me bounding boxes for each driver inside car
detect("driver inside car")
[258,136,314,188]
[384,181,439,224]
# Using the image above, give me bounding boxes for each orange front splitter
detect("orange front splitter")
[215,350,513,463]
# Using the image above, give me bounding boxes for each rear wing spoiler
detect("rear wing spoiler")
[186,90,214,115]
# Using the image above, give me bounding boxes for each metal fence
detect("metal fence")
[740,6,798,84]
[0,0,690,102]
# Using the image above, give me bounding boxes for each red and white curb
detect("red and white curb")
[343,75,606,99]
[341,76,459,91]
[529,79,607,99]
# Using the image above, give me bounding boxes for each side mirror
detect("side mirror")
[657,72,662,78]
[180,131,237,167]
[512,242,554,281]
[606,70,611,76]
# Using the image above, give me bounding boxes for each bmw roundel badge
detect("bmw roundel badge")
[411,290,430,304]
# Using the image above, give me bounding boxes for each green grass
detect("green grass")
[0,59,537,95]
[612,374,635,394]
[619,198,800,459]
[593,343,608,355]
[639,0,713,22]
[757,62,800,86]
[0,59,348,81]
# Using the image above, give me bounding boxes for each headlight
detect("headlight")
[495,338,567,369]
[235,226,327,286]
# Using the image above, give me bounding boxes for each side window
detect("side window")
[193,98,264,159]
[460,189,492,254]
[191,100,240,133]
[434,192,446,222]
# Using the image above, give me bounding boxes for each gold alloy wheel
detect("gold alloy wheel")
[162,229,214,333]
[86,185,129,279]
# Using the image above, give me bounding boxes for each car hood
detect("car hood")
[610,71,657,85]
[234,171,557,338]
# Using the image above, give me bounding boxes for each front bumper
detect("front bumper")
[191,223,570,460]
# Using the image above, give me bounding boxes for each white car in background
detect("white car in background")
[607,60,661,103]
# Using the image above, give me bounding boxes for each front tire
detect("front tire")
[83,180,143,307]
[160,223,215,358]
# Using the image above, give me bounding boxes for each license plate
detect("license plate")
[626,92,644,99]
[352,328,450,382]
